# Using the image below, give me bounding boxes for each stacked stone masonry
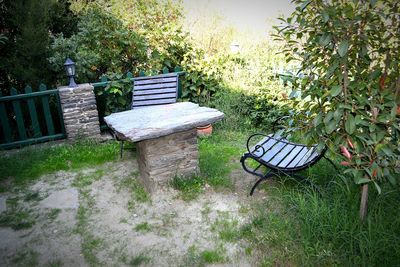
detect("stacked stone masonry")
[58,83,101,140]
[137,129,199,192]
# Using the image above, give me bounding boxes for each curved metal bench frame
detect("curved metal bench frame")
[240,132,336,196]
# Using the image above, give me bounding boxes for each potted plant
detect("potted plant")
[196,124,212,137]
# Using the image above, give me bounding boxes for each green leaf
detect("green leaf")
[300,0,311,11]
[325,120,337,134]
[334,108,343,120]
[391,105,397,118]
[319,33,331,46]
[370,0,378,7]
[322,11,330,23]
[338,40,349,57]
[373,181,381,194]
[330,85,342,97]
[355,177,371,184]
[345,114,356,134]
[313,113,322,127]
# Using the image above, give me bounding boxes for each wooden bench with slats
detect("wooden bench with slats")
[240,132,334,195]
[132,72,179,108]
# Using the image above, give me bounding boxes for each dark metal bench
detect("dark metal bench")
[118,72,181,157]
[240,125,336,195]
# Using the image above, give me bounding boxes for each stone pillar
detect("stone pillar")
[137,129,199,192]
[58,83,101,140]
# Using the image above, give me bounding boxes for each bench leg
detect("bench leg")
[250,172,276,196]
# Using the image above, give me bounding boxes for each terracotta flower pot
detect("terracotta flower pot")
[197,124,212,137]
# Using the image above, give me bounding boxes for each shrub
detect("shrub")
[49,6,148,84]
[274,0,400,196]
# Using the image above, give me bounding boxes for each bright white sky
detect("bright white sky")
[182,0,296,37]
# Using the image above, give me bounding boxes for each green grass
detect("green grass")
[0,196,37,230]
[199,130,246,188]
[183,245,226,266]
[75,190,102,266]
[129,253,151,266]
[172,129,245,200]
[135,222,152,232]
[200,249,225,264]
[211,212,240,242]
[239,160,400,266]
[119,172,150,210]
[0,208,36,230]
[171,175,205,201]
[47,208,61,222]
[72,169,105,188]
[11,250,39,266]
[0,140,120,191]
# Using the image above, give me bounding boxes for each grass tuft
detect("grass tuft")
[72,169,104,188]
[119,172,150,210]
[183,245,226,266]
[129,253,151,266]
[135,222,152,232]
[171,176,204,201]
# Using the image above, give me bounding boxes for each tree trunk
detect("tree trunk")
[359,184,369,221]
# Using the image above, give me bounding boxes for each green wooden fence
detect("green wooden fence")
[92,67,184,130]
[0,84,66,149]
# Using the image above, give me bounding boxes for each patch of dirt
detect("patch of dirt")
[0,159,264,266]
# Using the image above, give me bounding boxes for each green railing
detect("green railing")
[92,67,184,130]
[0,84,66,149]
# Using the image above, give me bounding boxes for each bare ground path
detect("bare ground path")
[0,158,263,266]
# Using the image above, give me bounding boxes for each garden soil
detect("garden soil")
[0,159,267,266]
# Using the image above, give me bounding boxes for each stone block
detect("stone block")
[137,129,199,192]
[58,84,101,140]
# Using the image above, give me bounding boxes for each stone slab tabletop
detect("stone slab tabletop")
[104,102,224,142]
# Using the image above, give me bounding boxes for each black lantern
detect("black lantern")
[64,58,77,87]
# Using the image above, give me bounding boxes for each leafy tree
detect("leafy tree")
[275,0,400,219]
[49,6,148,84]
[0,0,79,91]
[0,0,53,89]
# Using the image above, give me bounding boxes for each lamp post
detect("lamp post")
[64,58,77,87]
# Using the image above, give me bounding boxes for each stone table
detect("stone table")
[104,102,224,192]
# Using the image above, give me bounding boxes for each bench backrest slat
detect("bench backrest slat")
[132,73,178,109]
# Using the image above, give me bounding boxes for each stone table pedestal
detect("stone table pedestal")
[137,129,198,192]
[104,102,224,192]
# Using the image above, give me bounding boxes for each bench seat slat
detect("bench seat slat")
[261,142,287,163]
[268,144,295,166]
[286,147,310,168]
[295,147,318,167]
[277,146,304,168]
[250,137,279,157]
